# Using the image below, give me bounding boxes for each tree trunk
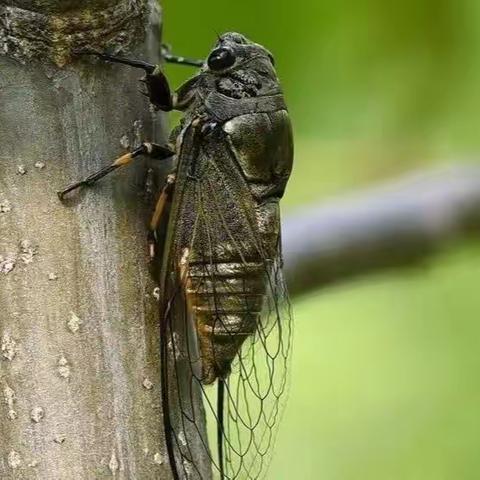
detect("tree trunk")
[0,1,181,478]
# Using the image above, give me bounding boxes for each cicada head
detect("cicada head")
[204,32,281,98]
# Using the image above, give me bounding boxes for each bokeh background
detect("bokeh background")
[162,2,480,478]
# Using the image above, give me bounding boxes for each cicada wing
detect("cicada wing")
[221,256,293,480]
[160,181,213,480]
[161,287,210,480]
[160,146,292,480]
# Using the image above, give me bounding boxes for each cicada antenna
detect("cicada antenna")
[161,44,204,68]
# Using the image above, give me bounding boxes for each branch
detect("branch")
[283,165,480,296]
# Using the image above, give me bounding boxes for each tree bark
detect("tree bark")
[0,1,180,478]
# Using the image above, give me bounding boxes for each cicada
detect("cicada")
[59,32,293,480]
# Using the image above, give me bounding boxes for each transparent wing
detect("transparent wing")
[160,150,292,480]
[222,260,293,480]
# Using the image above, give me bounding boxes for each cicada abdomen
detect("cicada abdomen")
[186,256,269,385]
[160,33,294,480]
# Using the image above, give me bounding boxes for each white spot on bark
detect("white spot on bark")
[67,312,82,333]
[1,333,17,361]
[48,272,58,281]
[133,119,143,146]
[30,406,45,423]
[153,452,164,465]
[144,167,155,195]
[142,378,153,390]
[53,434,66,444]
[57,355,71,379]
[109,450,120,474]
[0,200,11,213]
[34,161,46,170]
[7,450,21,469]
[28,460,39,468]
[0,256,16,274]
[19,240,38,265]
[119,134,130,149]
[4,384,17,420]
[153,287,160,301]
[16,165,27,175]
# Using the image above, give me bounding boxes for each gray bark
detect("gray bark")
[284,165,480,295]
[0,1,179,478]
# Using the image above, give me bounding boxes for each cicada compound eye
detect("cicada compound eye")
[207,47,236,71]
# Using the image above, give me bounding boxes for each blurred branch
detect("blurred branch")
[283,165,480,296]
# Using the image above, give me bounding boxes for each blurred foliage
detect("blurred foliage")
[277,245,480,480]
[164,0,480,181]
[162,1,480,478]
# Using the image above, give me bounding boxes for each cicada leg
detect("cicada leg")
[148,173,176,258]
[75,49,172,110]
[57,142,174,200]
[75,49,202,111]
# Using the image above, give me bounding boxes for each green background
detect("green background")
[162,1,480,478]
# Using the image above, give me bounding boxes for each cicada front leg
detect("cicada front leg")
[75,49,202,111]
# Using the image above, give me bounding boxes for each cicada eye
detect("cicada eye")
[207,47,236,71]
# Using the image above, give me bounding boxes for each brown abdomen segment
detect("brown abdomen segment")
[186,260,266,384]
